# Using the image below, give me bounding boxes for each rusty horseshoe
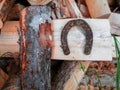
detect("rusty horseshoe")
[61,19,93,55]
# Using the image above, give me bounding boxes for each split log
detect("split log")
[109,13,120,36]
[85,0,111,18]
[0,21,19,55]
[65,0,83,18]
[79,4,90,18]
[52,61,90,90]
[0,0,15,29]
[20,6,52,90]
[0,68,9,89]
[2,75,21,90]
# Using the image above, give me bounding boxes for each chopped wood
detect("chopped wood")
[79,4,90,17]
[57,0,71,18]
[7,4,25,20]
[0,19,112,61]
[109,13,120,36]
[0,21,19,55]
[85,0,111,18]
[0,0,15,29]
[52,61,90,90]
[65,0,83,18]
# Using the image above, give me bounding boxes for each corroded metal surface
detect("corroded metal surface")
[61,19,93,55]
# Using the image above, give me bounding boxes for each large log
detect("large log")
[85,0,111,18]
[52,19,112,61]
[20,6,52,90]
[0,0,15,29]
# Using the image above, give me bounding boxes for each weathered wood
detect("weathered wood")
[52,61,90,90]
[0,0,15,29]
[2,75,21,90]
[0,21,19,55]
[0,19,112,61]
[52,19,112,61]
[65,0,83,18]
[85,0,111,18]
[20,6,51,90]
[57,0,70,18]
[109,13,120,36]
[79,4,90,18]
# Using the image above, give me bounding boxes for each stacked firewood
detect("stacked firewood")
[0,0,120,90]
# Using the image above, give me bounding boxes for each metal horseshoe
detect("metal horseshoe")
[61,19,93,55]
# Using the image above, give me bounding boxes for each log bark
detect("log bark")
[20,6,52,90]
[85,0,111,18]
[52,61,90,90]
[65,0,83,18]
[0,0,15,29]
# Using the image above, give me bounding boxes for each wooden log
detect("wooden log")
[85,0,111,18]
[2,75,21,90]
[109,13,120,36]
[65,0,83,18]
[79,4,90,18]
[0,19,112,61]
[20,6,51,90]
[0,21,19,55]
[0,0,15,29]
[52,61,90,90]
[0,68,9,89]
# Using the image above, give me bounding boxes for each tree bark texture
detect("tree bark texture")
[52,61,82,90]
[20,6,52,90]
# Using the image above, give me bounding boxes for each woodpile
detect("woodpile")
[0,0,120,90]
